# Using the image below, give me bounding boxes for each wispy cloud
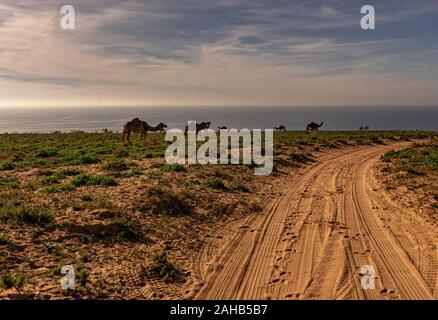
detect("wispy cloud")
[0,0,438,106]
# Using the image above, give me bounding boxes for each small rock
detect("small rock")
[34,267,50,276]
[23,168,53,177]
[90,209,123,219]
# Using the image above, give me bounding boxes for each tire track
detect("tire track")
[192,143,436,300]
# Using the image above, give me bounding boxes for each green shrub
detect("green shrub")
[10,154,22,162]
[39,175,60,185]
[37,148,58,157]
[76,154,101,165]
[0,205,54,226]
[0,162,15,171]
[60,168,82,176]
[114,217,139,241]
[203,178,227,190]
[229,182,249,192]
[0,273,15,290]
[0,176,20,189]
[160,164,186,173]
[70,174,117,187]
[65,153,101,165]
[75,265,88,286]
[51,265,62,276]
[80,194,93,202]
[0,272,26,293]
[146,188,192,216]
[104,160,129,172]
[381,150,398,162]
[115,149,129,158]
[151,251,177,282]
[0,233,8,245]
[42,185,62,194]
[41,242,61,255]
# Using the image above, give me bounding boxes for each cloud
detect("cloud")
[0,0,437,106]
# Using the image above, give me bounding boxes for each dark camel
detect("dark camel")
[184,121,211,134]
[123,118,167,144]
[218,126,227,130]
[306,122,323,132]
[275,125,286,131]
[359,125,369,131]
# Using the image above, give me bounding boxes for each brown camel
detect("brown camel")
[306,121,323,132]
[275,125,286,131]
[184,121,211,134]
[359,125,369,131]
[123,118,167,144]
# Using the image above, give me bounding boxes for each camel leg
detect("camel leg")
[126,132,132,145]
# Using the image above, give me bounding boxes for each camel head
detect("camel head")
[199,122,211,129]
[154,122,167,132]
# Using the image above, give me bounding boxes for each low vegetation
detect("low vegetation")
[381,143,437,174]
[70,173,117,187]
[203,177,227,190]
[0,130,435,299]
[380,142,437,223]
[150,251,179,283]
[0,272,26,294]
[145,187,192,216]
[0,205,54,226]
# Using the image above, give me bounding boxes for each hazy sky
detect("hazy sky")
[1,0,438,107]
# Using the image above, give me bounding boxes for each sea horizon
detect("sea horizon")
[0,105,437,133]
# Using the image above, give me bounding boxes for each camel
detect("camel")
[275,125,286,131]
[123,118,167,144]
[218,126,227,130]
[305,122,323,132]
[184,121,211,134]
[359,125,369,131]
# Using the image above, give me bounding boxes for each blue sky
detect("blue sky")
[0,0,438,106]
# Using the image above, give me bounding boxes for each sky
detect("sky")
[0,0,438,107]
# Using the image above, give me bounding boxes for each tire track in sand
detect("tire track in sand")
[192,143,436,300]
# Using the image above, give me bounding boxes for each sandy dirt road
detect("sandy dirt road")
[191,142,438,300]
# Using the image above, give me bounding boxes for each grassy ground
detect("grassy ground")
[380,142,438,224]
[0,130,435,299]
[0,130,433,170]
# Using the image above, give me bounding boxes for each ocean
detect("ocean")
[0,106,436,133]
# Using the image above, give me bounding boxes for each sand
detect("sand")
[189,142,437,300]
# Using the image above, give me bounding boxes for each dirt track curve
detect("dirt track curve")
[191,142,438,300]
